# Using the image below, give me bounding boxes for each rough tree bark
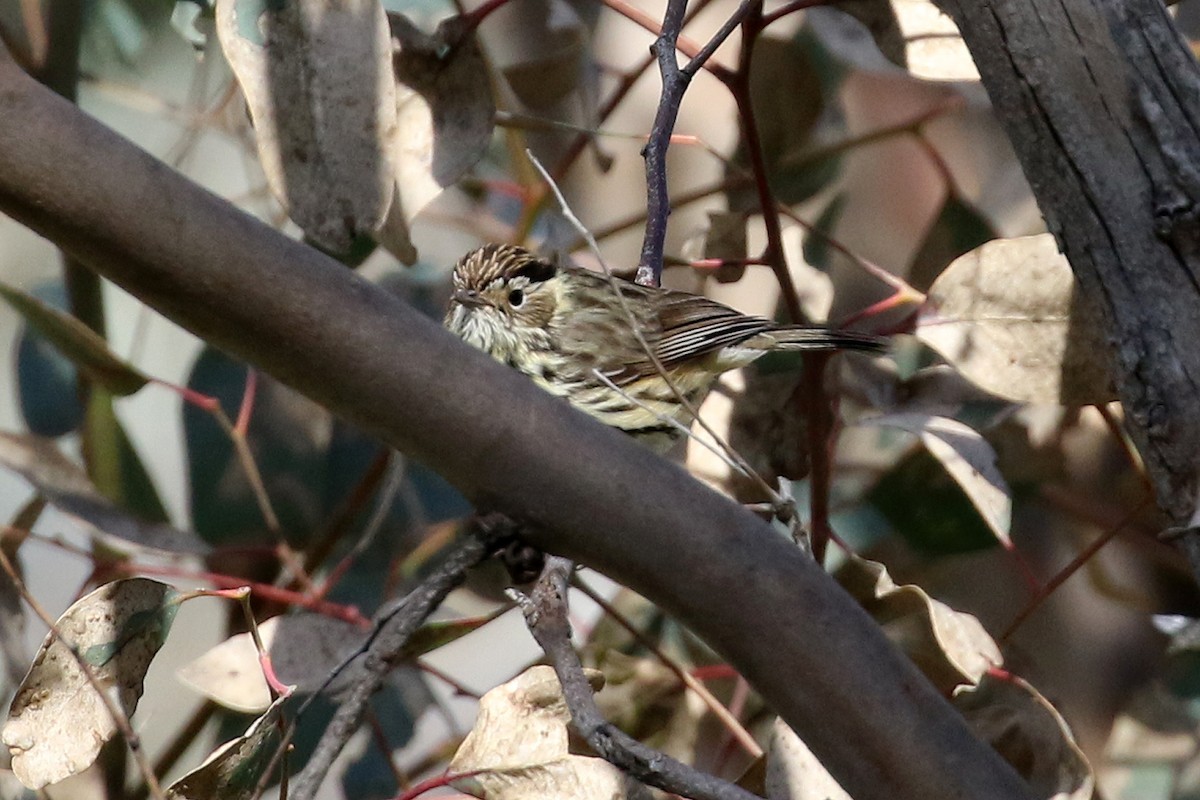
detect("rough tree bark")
[0,49,1031,800]
[932,0,1200,555]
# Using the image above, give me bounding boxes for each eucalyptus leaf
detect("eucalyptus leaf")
[0,283,148,397]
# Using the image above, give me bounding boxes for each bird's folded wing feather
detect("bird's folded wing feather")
[652,293,773,365]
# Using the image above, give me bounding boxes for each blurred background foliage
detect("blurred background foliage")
[1,0,1200,798]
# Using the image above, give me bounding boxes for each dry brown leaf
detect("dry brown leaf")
[216,0,396,253]
[917,233,1115,405]
[164,696,283,800]
[956,672,1094,800]
[858,413,1012,545]
[838,555,1001,693]
[450,665,653,800]
[3,579,181,790]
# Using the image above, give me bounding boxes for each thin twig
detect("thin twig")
[637,0,757,286]
[591,369,752,478]
[514,557,761,800]
[637,0,689,287]
[286,529,494,800]
[999,496,1152,643]
[573,576,762,757]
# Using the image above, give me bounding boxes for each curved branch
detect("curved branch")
[0,50,1030,800]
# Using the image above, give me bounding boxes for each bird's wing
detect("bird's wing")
[554,269,770,384]
[652,292,773,365]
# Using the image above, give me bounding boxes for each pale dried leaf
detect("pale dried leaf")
[765,719,851,800]
[378,14,495,263]
[956,672,1094,800]
[917,234,1115,405]
[178,614,364,712]
[838,556,1000,693]
[450,665,652,800]
[0,432,208,555]
[893,0,978,81]
[3,579,181,789]
[165,696,283,800]
[216,0,396,252]
[859,413,1011,544]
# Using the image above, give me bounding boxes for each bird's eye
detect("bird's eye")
[508,288,525,308]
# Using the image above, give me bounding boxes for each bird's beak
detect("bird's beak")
[452,288,486,308]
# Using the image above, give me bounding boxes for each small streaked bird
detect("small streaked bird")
[444,244,887,448]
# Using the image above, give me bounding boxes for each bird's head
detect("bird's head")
[445,244,561,353]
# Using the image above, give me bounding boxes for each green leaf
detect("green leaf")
[404,613,499,657]
[85,390,170,524]
[908,193,997,291]
[15,284,84,437]
[802,195,846,271]
[868,447,997,555]
[165,696,284,800]
[0,283,148,396]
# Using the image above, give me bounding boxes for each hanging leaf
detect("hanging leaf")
[164,696,284,800]
[3,579,182,790]
[731,32,836,209]
[837,555,1001,694]
[0,431,208,554]
[907,193,996,291]
[450,665,653,800]
[215,0,396,253]
[14,283,84,437]
[0,282,148,397]
[955,672,1094,800]
[491,0,588,110]
[859,413,1011,545]
[869,447,999,554]
[917,233,1115,405]
[378,13,496,264]
[705,211,749,283]
[84,390,170,524]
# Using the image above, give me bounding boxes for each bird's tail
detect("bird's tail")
[770,326,889,354]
